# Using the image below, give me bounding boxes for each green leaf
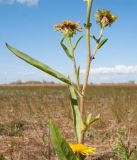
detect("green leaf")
[49,120,76,160]
[68,85,84,143]
[6,43,71,85]
[90,34,97,42]
[73,35,83,50]
[84,114,100,132]
[76,66,80,85]
[97,38,108,49]
[60,38,74,61]
[86,113,92,125]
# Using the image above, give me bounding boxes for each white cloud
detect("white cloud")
[1,65,137,84]
[81,65,137,75]
[0,0,39,6]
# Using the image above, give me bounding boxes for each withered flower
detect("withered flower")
[54,20,82,37]
[94,9,117,27]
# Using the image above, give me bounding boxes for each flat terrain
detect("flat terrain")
[0,84,137,160]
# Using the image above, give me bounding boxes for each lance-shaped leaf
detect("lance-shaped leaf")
[97,38,108,49]
[68,85,84,143]
[83,114,100,132]
[60,38,74,61]
[49,120,76,160]
[73,35,83,50]
[6,43,71,85]
[90,34,97,42]
[76,66,80,85]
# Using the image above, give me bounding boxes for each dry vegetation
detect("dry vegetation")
[0,84,137,160]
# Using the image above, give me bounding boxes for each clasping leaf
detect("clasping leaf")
[6,43,71,85]
[68,85,84,143]
[90,34,97,42]
[97,38,108,49]
[73,35,83,50]
[49,120,76,160]
[60,38,74,61]
[84,114,100,132]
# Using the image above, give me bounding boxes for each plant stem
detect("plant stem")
[98,27,104,41]
[91,27,104,59]
[66,37,81,91]
[80,0,93,144]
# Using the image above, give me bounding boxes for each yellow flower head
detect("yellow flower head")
[70,144,96,156]
[94,9,117,27]
[54,20,82,37]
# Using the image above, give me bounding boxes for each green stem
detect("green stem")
[66,37,73,50]
[80,0,93,144]
[86,0,92,25]
[98,27,104,41]
[66,37,80,91]
[76,154,86,160]
[91,27,104,59]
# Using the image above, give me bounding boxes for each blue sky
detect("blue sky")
[0,0,137,84]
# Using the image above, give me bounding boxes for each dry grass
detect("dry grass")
[0,84,137,160]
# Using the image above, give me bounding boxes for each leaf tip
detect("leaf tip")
[5,42,8,47]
